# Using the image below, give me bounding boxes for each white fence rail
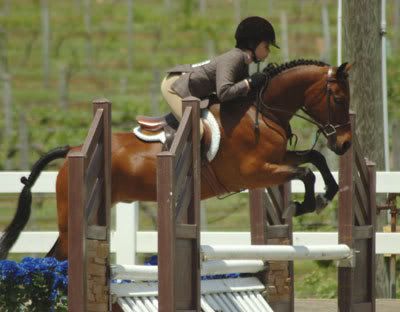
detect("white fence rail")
[1,171,400,264]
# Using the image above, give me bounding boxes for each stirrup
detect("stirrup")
[136,114,169,132]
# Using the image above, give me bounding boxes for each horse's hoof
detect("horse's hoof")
[325,182,339,201]
[283,201,298,219]
[315,194,329,214]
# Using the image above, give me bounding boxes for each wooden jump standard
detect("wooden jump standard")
[157,97,202,311]
[68,99,112,312]
[157,103,376,312]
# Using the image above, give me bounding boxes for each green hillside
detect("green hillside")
[4,0,399,169]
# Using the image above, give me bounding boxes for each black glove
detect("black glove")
[247,72,267,90]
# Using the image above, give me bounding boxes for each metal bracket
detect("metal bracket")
[200,250,207,262]
[111,294,118,304]
[377,193,400,215]
[337,249,356,268]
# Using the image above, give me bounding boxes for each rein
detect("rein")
[255,66,350,151]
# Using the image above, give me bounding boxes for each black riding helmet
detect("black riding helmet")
[235,16,279,62]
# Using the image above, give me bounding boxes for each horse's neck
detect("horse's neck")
[265,66,322,121]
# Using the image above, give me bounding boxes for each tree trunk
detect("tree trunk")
[233,0,241,24]
[280,11,289,62]
[343,0,389,297]
[19,112,29,169]
[321,3,331,63]
[2,72,13,170]
[392,122,400,170]
[40,0,50,88]
[393,0,399,52]
[126,0,134,71]
[199,0,206,15]
[84,0,93,71]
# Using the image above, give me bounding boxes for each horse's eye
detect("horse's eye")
[334,96,345,105]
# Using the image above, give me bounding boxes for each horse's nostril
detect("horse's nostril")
[342,141,351,152]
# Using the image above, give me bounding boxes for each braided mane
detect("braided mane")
[262,59,329,78]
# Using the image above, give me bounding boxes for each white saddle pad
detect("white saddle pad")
[133,110,220,162]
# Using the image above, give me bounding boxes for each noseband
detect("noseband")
[257,66,350,141]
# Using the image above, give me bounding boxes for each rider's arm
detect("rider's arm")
[216,52,249,102]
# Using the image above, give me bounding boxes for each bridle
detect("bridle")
[256,66,350,145]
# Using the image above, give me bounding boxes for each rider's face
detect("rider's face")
[255,41,270,61]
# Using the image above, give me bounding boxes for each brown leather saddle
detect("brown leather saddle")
[136,98,212,151]
[136,114,212,157]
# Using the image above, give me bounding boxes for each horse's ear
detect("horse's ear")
[337,62,348,73]
[337,62,351,79]
[345,63,353,72]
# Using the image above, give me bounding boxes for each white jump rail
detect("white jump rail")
[110,244,353,285]
[110,243,353,282]
[200,244,352,262]
[111,260,265,281]
[2,171,400,263]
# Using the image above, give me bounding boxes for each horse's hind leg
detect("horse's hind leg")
[53,163,69,260]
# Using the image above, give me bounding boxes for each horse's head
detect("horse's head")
[303,62,352,155]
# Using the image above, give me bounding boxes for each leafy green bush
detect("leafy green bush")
[301,270,337,298]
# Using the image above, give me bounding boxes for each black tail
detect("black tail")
[0,145,71,259]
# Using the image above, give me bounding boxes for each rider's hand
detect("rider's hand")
[247,72,267,90]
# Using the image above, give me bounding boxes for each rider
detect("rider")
[161,16,279,137]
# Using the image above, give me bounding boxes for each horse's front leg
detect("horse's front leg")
[283,150,338,213]
[249,163,316,216]
[286,166,317,216]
